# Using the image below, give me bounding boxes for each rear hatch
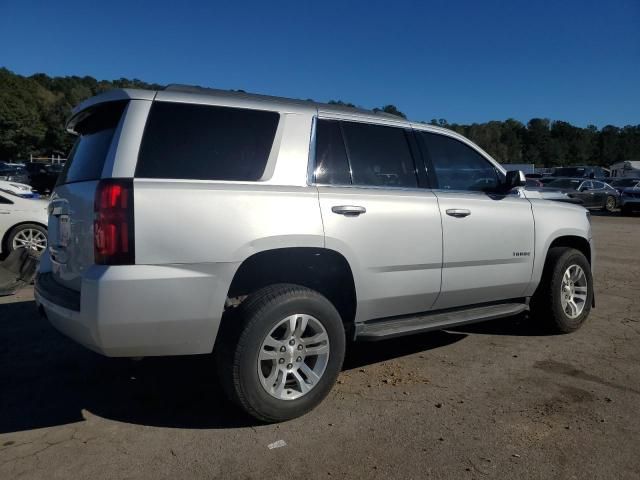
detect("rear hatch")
[49,101,128,291]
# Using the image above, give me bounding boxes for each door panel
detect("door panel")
[434,191,534,308]
[318,187,442,322]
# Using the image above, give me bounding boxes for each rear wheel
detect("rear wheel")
[604,195,617,212]
[531,247,593,333]
[216,284,345,422]
[7,224,47,256]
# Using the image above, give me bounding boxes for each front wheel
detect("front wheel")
[604,195,617,212]
[531,247,593,333]
[216,284,346,422]
[7,223,48,256]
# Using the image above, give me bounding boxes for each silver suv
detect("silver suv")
[35,86,594,422]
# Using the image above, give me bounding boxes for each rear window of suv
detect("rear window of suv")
[58,101,128,185]
[136,102,279,181]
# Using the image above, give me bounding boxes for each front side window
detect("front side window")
[136,102,279,181]
[418,132,500,192]
[341,122,417,188]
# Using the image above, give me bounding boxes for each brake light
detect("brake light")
[94,179,135,265]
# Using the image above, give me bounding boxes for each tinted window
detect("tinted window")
[341,122,417,188]
[136,102,279,181]
[580,181,593,190]
[314,120,351,185]
[58,101,128,185]
[548,179,581,189]
[418,132,500,191]
[0,195,12,204]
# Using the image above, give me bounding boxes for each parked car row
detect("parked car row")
[524,173,640,215]
[0,180,49,259]
[0,161,63,194]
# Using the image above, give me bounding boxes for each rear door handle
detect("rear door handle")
[331,205,366,216]
[446,208,471,218]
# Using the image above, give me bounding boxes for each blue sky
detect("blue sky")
[1,0,638,127]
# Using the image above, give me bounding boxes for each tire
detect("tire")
[215,284,346,422]
[6,223,48,256]
[604,195,617,213]
[531,247,593,333]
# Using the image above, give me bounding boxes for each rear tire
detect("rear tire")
[215,284,346,422]
[530,247,593,333]
[604,195,617,212]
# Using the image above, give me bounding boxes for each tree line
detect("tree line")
[1,67,638,167]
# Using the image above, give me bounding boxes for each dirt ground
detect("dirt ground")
[1,214,639,479]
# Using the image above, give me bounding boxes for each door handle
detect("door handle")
[446,208,471,218]
[331,205,366,216]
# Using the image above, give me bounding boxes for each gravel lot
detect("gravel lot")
[1,214,639,479]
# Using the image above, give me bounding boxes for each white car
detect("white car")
[0,187,49,256]
[0,180,36,197]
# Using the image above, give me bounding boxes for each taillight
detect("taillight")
[94,179,135,265]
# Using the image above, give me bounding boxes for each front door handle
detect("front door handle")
[446,208,471,218]
[332,205,366,216]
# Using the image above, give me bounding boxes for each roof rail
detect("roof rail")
[162,84,404,120]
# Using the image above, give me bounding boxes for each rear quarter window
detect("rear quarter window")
[58,101,128,185]
[135,102,279,181]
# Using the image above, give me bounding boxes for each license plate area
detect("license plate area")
[59,215,71,247]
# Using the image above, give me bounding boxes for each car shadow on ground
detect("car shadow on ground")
[0,300,535,434]
[451,313,554,337]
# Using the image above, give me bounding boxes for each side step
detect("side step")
[355,302,529,341]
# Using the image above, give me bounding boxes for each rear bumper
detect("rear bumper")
[35,263,238,357]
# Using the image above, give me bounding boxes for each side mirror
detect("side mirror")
[503,170,526,191]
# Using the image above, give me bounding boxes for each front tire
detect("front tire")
[6,223,48,256]
[531,247,593,333]
[216,284,346,422]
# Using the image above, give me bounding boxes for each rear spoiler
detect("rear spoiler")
[66,89,157,134]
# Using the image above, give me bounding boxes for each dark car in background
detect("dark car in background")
[23,162,64,193]
[0,163,30,184]
[552,166,609,179]
[544,178,619,212]
[609,177,640,194]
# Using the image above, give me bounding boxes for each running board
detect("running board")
[354,302,529,341]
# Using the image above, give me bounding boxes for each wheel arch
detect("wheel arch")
[226,247,358,332]
[547,235,591,265]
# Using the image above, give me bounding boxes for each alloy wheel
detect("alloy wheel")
[560,264,588,319]
[12,228,47,255]
[257,314,330,400]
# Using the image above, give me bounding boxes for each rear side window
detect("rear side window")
[418,132,500,192]
[342,122,417,188]
[314,120,351,185]
[58,101,128,185]
[136,102,279,181]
